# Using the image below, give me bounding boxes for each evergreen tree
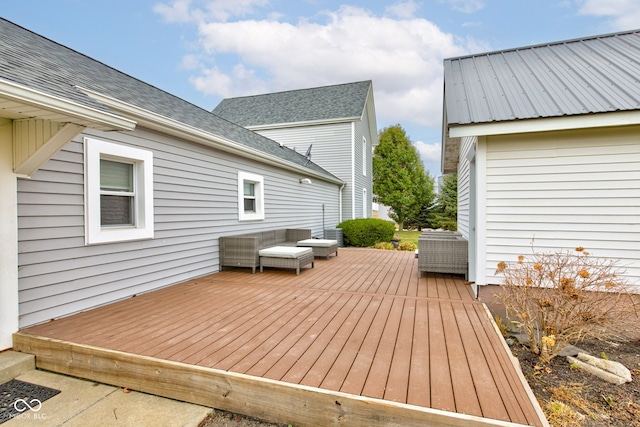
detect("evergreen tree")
[429,174,458,230]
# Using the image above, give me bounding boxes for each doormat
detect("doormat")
[0,379,60,424]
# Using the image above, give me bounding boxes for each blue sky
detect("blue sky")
[2,0,639,175]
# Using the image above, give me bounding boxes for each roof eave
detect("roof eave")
[363,84,379,146]
[449,110,640,138]
[0,78,136,131]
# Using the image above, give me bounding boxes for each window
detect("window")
[100,159,134,226]
[362,136,367,176]
[238,171,264,221]
[85,137,154,244]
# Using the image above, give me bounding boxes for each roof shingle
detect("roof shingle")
[212,81,372,127]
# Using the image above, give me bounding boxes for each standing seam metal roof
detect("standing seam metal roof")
[212,81,372,127]
[0,18,339,181]
[444,29,640,125]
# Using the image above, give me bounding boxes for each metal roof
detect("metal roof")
[0,18,340,181]
[443,29,640,126]
[212,81,372,127]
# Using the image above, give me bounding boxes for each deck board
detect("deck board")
[17,248,547,427]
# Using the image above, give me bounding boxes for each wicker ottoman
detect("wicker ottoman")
[259,246,315,275]
[296,239,338,259]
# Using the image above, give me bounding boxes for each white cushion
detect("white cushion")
[297,239,338,248]
[259,246,313,258]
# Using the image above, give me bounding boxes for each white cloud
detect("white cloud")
[414,140,442,174]
[154,0,270,23]
[154,0,198,22]
[180,54,202,70]
[159,3,471,129]
[439,0,485,14]
[385,0,420,19]
[576,0,640,31]
[415,140,441,162]
[190,64,269,98]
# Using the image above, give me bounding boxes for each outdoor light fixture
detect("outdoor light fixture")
[299,178,312,184]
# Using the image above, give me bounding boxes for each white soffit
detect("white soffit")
[0,79,136,131]
[449,110,640,138]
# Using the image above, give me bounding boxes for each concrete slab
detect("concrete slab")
[64,387,213,427]
[0,351,35,384]
[4,370,212,426]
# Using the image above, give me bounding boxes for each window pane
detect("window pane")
[101,159,133,192]
[101,195,134,226]
[244,198,256,213]
[244,182,255,197]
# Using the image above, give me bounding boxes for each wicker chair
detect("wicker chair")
[418,233,468,277]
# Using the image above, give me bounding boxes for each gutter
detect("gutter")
[247,117,360,132]
[77,87,344,186]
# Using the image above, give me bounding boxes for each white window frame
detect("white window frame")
[85,137,154,245]
[362,136,367,176]
[238,171,265,221]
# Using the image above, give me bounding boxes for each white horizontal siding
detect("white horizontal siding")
[457,136,475,239]
[17,127,341,327]
[483,126,640,288]
[353,117,373,218]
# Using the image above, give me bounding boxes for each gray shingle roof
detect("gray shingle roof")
[0,18,339,181]
[212,81,372,127]
[444,29,640,126]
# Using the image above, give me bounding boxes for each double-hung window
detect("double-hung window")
[100,159,135,226]
[238,171,264,221]
[85,137,154,244]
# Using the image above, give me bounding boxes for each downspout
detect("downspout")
[339,182,345,223]
[351,122,356,219]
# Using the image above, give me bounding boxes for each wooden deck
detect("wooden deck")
[14,248,548,427]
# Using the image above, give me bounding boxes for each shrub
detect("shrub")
[397,241,417,251]
[374,242,395,250]
[495,246,640,362]
[337,218,395,247]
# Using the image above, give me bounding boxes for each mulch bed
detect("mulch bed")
[511,339,640,426]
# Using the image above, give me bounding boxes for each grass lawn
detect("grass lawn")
[395,230,421,245]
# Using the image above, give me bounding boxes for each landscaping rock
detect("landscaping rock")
[566,352,632,385]
[558,344,583,357]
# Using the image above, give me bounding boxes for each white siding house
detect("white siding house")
[213,81,378,222]
[442,30,640,290]
[0,18,343,349]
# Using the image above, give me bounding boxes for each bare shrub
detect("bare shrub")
[495,246,639,362]
[397,241,417,251]
[374,241,395,250]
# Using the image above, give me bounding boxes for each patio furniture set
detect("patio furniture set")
[220,227,468,278]
[219,229,338,275]
[417,230,468,278]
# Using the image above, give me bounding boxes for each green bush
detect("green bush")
[337,218,395,247]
